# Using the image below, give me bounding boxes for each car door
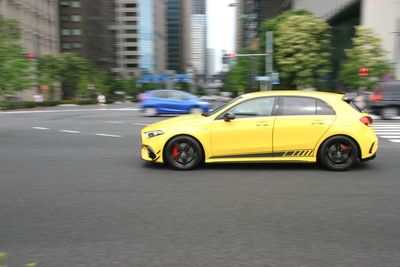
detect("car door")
[164,91,191,113]
[210,97,277,158]
[273,96,336,155]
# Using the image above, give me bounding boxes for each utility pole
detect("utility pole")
[265,31,273,90]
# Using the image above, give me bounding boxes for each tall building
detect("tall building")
[110,0,165,78]
[0,0,59,56]
[294,0,400,80]
[235,0,292,50]
[189,0,207,76]
[60,0,109,69]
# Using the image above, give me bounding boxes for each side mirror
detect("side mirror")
[223,112,235,122]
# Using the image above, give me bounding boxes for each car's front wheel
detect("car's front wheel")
[318,136,359,171]
[164,136,203,170]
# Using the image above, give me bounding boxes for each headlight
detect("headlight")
[144,130,164,139]
[198,101,209,105]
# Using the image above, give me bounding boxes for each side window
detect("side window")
[316,100,335,115]
[152,91,169,99]
[280,97,316,116]
[224,97,275,118]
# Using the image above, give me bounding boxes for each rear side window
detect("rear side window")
[383,83,400,96]
[279,97,335,116]
[316,100,335,115]
[280,97,315,115]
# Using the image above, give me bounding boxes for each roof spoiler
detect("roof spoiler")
[342,92,358,103]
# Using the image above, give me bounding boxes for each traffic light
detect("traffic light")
[22,53,36,59]
[359,67,368,77]
[227,53,237,57]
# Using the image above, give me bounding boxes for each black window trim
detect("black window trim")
[276,96,336,116]
[215,96,279,120]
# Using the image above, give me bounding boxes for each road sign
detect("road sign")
[271,72,280,84]
[256,76,270,81]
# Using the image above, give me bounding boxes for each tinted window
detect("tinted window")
[152,91,169,98]
[281,97,316,116]
[316,100,335,115]
[224,97,275,118]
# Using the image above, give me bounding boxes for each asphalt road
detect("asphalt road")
[1,104,400,266]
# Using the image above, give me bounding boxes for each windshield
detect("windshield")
[202,96,242,116]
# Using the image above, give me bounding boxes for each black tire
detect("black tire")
[318,136,359,171]
[164,136,203,170]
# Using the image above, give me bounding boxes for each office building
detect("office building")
[60,0,109,69]
[235,0,292,50]
[0,0,59,56]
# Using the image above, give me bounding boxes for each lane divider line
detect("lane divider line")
[132,123,148,126]
[95,133,123,138]
[32,127,50,130]
[106,121,123,124]
[59,130,81,134]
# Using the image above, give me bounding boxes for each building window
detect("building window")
[125,12,137,16]
[72,29,81,35]
[125,55,138,59]
[126,47,137,51]
[61,15,70,22]
[61,29,71,35]
[125,3,137,8]
[70,1,80,8]
[125,38,137,43]
[71,15,81,22]
[62,43,71,49]
[125,29,137,34]
[125,21,137,25]
[126,64,138,68]
[60,1,69,6]
[72,42,81,49]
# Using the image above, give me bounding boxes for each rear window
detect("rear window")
[279,97,335,116]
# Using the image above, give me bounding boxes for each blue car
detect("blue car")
[139,89,210,116]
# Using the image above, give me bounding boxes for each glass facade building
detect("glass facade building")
[139,0,155,72]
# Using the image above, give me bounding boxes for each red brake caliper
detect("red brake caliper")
[341,145,350,155]
[172,145,179,160]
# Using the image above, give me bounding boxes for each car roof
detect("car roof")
[242,90,343,100]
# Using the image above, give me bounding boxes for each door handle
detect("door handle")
[256,123,269,126]
[311,121,324,125]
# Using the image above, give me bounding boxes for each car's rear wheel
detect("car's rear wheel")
[189,107,203,114]
[144,107,157,117]
[381,107,398,120]
[318,136,359,171]
[164,136,203,170]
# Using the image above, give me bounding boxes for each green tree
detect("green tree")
[275,14,332,88]
[39,53,91,99]
[0,17,34,96]
[223,48,261,94]
[339,25,392,90]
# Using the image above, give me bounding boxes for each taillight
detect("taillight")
[369,94,383,101]
[360,116,373,127]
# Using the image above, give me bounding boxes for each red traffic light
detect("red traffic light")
[359,67,368,77]
[227,53,237,57]
[23,53,36,59]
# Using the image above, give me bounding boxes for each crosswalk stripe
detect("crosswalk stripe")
[389,139,400,143]
[372,122,400,145]
[379,136,400,139]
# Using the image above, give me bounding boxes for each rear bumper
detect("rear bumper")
[362,152,376,162]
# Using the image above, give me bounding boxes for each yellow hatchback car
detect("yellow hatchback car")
[141,91,378,171]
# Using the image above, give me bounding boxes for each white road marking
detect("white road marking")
[133,123,148,126]
[106,121,123,124]
[389,139,400,143]
[32,127,50,130]
[379,136,400,139]
[1,108,140,114]
[59,130,80,134]
[95,133,123,138]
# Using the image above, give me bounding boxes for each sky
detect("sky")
[207,0,236,72]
